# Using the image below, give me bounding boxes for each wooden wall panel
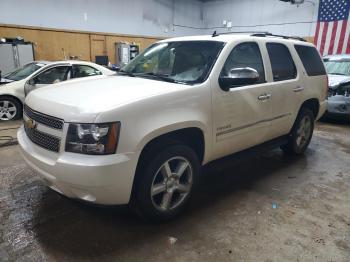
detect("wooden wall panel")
[90,34,107,62]
[0,25,161,63]
[0,26,91,61]
[0,24,314,64]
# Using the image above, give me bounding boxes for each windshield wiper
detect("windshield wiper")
[135,72,178,83]
[118,70,135,77]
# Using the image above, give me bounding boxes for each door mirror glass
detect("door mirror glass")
[219,67,259,91]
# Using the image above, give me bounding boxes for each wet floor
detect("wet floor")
[0,121,350,261]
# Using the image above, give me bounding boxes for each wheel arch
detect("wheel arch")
[300,98,320,119]
[0,94,23,106]
[136,124,207,166]
[288,98,319,134]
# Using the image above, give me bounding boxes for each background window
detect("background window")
[221,42,266,84]
[266,43,297,81]
[73,65,102,78]
[295,45,326,76]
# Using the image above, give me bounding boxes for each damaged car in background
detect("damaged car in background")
[323,55,350,120]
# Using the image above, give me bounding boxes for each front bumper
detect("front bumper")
[18,126,138,205]
[326,97,350,117]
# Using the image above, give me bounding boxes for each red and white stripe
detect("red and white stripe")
[314,19,350,56]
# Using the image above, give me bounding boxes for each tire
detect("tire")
[0,96,22,121]
[281,107,315,155]
[131,144,200,222]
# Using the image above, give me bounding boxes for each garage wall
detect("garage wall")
[0,0,319,63]
[0,0,204,37]
[202,0,319,39]
[0,0,319,39]
[0,25,161,63]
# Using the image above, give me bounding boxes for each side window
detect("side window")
[221,42,266,85]
[34,66,70,84]
[294,45,326,76]
[266,43,297,81]
[73,65,102,78]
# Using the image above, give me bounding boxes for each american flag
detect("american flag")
[314,0,350,56]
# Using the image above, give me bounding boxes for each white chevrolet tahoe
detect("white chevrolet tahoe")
[18,33,328,221]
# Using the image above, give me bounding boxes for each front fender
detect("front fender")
[94,83,213,164]
[0,81,25,103]
[135,120,210,162]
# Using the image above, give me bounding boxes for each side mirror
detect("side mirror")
[27,78,36,86]
[219,67,259,91]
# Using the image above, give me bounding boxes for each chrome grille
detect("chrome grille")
[24,105,64,130]
[24,123,60,152]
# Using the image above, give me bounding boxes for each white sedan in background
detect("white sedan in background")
[0,60,115,120]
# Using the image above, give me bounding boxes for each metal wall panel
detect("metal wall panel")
[17,44,34,67]
[0,44,15,75]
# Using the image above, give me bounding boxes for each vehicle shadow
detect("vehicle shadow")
[319,116,350,125]
[31,149,308,260]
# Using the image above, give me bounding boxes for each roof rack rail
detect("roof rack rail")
[212,30,270,37]
[251,32,307,42]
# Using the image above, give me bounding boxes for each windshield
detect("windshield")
[324,60,350,76]
[4,62,44,81]
[121,41,224,84]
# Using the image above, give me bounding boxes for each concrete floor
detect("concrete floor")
[0,120,349,262]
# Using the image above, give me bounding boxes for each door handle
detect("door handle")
[293,86,304,92]
[258,93,271,101]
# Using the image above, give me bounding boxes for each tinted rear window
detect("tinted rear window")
[266,43,297,81]
[294,45,326,76]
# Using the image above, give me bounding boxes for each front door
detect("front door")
[211,42,273,159]
[24,65,71,96]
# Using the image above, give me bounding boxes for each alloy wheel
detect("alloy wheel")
[150,156,193,212]
[296,115,312,148]
[0,101,17,120]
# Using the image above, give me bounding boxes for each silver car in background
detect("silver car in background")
[323,55,350,119]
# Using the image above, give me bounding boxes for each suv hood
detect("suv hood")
[25,75,187,122]
[328,74,350,89]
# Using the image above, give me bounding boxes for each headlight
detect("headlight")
[65,122,120,155]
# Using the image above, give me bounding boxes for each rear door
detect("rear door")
[72,64,102,79]
[263,42,303,140]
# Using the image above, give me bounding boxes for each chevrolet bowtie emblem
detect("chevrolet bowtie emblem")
[26,119,37,129]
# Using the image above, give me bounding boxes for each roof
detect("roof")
[32,60,105,66]
[45,60,97,65]
[159,33,313,46]
[33,60,51,65]
[159,34,252,43]
[31,60,114,74]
